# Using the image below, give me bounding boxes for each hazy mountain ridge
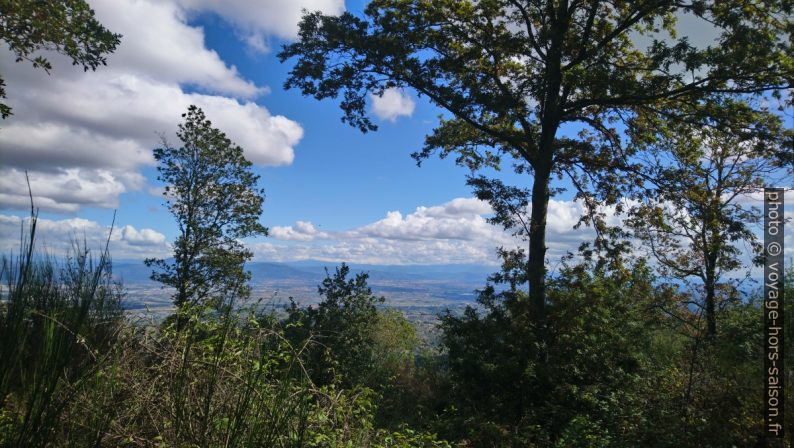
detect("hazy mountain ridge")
[112,260,496,285]
[115,260,494,320]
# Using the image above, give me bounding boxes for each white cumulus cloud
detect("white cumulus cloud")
[0,168,145,213]
[252,197,606,265]
[250,195,793,269]
[354,199,496,242]
[91,0,266,98]
[175,0,345,42]
[121,225,167,246]
[0,0,304,213]
[270,221,329,241]
[0,214,170,260]
[370,88,416,122]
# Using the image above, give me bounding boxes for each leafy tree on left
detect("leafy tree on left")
[0,0,121,118]
[146,106,268,320]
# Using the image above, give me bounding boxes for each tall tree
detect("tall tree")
[627,98,788,337]
[145,106,267,315]
[0,0,121,118]
[279,0,792,322]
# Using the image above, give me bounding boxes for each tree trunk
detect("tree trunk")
[528,159,551,321]
[527,1,566,322]
[704,256,717,337]
[705,288,716,337]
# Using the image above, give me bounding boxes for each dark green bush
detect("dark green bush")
[284,263,385,388]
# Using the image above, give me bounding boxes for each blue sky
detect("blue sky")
[0,0,548,266]
[0,0,790,268]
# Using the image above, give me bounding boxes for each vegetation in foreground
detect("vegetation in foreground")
[0,212,450,447]
[1,208,792,446]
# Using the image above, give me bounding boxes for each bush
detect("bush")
[284,263,385,388]
[436,257,665,446]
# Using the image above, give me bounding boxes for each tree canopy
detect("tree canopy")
[280,0,793,321]
[0,0,121,118]
[627,97,789,336]
[285,264,386,387]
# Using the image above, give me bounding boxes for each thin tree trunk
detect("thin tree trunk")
[704,257,717,337]
[528,159,551,321]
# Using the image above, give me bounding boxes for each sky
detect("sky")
[0,0,791,269]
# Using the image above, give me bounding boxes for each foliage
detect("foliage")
[371,309,420,385]
[285,263,386,388]
[81,306,321,447]
[0,209,123,446]
[0,0,121,118]
[279,0,793,318]
[0,188,789,448]
[0,223,448,447]
[431,249,794,447]
[2,214,789,447]
[627,97,789,336]
[283,266,454,434]
[145,105,267,315]
[369,309,440,429]
[435,251,662,446]
[629,270,794,447]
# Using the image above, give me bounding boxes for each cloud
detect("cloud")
[419,197,493,217]
[120,225,167,246]
[0,0,304,213]
[2,194,585,266]
[8,194,786,269]
[91,0,266,98]
[0,214,170,260]
[0,73,301,173]
[0,168,145,213]
[270,221,329,241]
[255,195,794,269]
[0,122,154,172]
[249,238,496,266]
[252,197,605,265]
[370,88,416,122]
[175,0,345,42]
[241,32,270,54]
[354,198,496,241]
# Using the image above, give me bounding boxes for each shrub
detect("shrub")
[437,257,663,446]
[284,263,385,388]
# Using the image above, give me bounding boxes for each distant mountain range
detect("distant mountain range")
[112,260,496,314]
[111,260,498,286]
